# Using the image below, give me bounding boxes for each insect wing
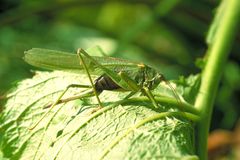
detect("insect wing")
[24,48,139,75]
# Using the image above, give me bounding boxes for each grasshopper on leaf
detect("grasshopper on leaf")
[24,48,183,130]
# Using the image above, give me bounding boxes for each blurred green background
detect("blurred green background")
[0,0,239,140]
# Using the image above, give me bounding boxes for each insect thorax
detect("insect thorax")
[135,65,164,90]
[94,65,164,92]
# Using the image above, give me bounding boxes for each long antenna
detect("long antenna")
[161,76,183,110]
[166,81,181,101]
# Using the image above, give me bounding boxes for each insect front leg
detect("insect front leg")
[141,87,159,109]
[118,71,140,92]
[118,72,160,109]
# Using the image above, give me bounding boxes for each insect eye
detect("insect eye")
[160,75,165,81]
[154,76,161,84]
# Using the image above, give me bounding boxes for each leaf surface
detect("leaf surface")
[0,71,198,160]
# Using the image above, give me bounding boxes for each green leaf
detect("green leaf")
[176,75,201,105]
[1,71,198,160]
[206,0,227,45]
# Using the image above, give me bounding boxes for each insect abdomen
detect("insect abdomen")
[94,75,121,92]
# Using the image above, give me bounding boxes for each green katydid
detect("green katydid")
[24,48,184,130]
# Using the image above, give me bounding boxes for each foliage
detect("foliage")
[0,0,240,159]
[1,71,199,160]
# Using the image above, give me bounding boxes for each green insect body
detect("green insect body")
[24,48,180,130]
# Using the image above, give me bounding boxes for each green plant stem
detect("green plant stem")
[122,96,199,116]
[194,0,240,159]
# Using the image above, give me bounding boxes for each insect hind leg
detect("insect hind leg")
[43,84,94,109]
[77,48,103,108]
[29,83,93,130]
